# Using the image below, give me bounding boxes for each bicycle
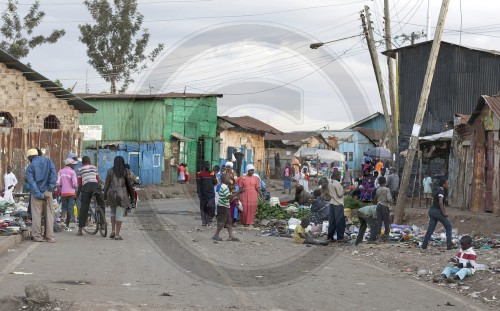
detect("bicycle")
[82,191,107,237]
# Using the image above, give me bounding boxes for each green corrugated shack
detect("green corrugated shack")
[77,93,222,184]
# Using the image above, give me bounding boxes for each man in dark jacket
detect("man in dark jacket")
[196,161,218,226]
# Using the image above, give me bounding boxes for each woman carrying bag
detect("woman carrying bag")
[103,156,135,240]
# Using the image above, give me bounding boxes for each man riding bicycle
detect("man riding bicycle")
[76,156,105,236]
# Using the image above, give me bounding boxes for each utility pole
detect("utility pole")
[361,6,393,153]
[384,0,398,167]
[394,0,451,224]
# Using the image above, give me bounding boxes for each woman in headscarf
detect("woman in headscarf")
[359,169,375,202]
[103,156,134,240]
[283,162,293,194]
[236,164,263,226]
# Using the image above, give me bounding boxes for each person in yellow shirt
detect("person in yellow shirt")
[293,219,329,245]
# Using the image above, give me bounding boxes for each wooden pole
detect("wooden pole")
[418,150,423,207]
[362,6,393,151]
[384,0,399,167]
[394,0,451,224]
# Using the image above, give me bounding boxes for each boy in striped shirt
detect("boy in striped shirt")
[441,235,477,282]
[212,174,239,242]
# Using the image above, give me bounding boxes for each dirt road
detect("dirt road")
[0,197,495,310]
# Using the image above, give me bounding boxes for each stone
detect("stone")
[259,219,272,227]
[0,296,23,310]
[25,284,50,303]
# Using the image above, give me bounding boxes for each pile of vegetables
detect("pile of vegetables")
[256,199,311,220]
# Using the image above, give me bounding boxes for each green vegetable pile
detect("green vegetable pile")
[256,200,311,220]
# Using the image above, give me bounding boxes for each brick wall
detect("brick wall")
[0,63,79,130]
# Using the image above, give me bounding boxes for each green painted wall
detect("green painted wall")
[79,96,220,180]
[79,99,166,145]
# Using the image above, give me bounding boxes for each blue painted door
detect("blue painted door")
[128,153,140,178]
[141,150,154,185]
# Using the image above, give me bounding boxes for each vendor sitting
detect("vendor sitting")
[289,184,313,205]
[293,218,329,246]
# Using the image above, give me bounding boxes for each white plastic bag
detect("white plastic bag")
[237,200,243,212]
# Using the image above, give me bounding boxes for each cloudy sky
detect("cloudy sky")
[6,0,500,131]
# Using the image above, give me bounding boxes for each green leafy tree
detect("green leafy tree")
[0,0,65,59]
[79,0,164,93]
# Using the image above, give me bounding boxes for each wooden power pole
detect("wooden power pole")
[394,0,451,224]
[384,0,398,167]
[361,6,393,152]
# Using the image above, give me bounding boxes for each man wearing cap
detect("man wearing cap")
[196,161,218,226]
[25,149,57,242]
[57,158,78,229]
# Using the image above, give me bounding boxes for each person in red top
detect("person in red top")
[76,156,105,236]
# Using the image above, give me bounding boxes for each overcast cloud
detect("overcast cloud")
[6,0,500,131]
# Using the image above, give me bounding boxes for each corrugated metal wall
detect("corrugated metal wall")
[357,114,387,130]
[397,43,500,195]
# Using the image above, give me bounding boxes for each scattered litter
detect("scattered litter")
[11,272,33,275]
[160,292,172,296]
[7,249,16,252]
[121,283,131,286]
[254,275,263,278]
[445,302,454,306]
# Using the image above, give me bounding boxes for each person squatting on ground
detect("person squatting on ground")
[421,177,453,250]
[440,235,477,282]
[237,164,263,226]
[212,173,239,242]
[355,205,378,245]
[25,148,57,243]
[374,176,393,242]
[327,171,346,242]
[76,156,105,236]
[103,156,135,240]
[197,161,218,226]
[293,219,328,246]
[57,158,78,229]
[3,165,18,204]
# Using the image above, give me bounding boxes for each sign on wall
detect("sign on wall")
[79,125,102,141]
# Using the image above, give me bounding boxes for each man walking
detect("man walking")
[25,149,57,242]
[196,161,218,226]
[3,165,18,204]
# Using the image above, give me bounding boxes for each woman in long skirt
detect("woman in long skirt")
[237,164,263,226]
[283,163,292,194]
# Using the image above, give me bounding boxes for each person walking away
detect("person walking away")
[212,173,239,241]
[25,149,57,242]
[342,164,352,189]
[375,159,384,174]
[421,177,453,250]
[68,153,82,218]
[274,153,281,179]
[237,164,263,226]
[423,171,433,207]
[385,168,400,200]
[327,171,347,242]
[374,176,393,242]
[283,163,293,194]
[197,161,218,226]
[57,158,78,229]
[103,156,134,240]
[355,205,378,245]
[76,156,105,236]
[3,165,18,204]
[440,235,477,283]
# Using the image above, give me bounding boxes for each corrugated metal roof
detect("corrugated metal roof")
[0,49,96,113]
[383,40,500,59]
[76,93,223,100]
[353,127,384,143]
[344,112,385,129]
[265,131,318,141]
[218,116,282,134]
[469,95,500,123]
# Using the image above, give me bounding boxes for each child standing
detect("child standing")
[293,219,328,246]
[177,163,186,183]
[441,235,477,282]
[374,176,393,242]
[423,171,433,207]
[212,174,239,241]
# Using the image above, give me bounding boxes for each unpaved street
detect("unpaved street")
[0,197,494,311]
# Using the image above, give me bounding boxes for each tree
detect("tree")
[79,0,164,94]
[0,0,65,59]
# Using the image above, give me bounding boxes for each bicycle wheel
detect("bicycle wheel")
[96,207,107,237]
[83,196,99,235]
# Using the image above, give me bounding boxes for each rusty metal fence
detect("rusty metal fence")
[0,128,82,192]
